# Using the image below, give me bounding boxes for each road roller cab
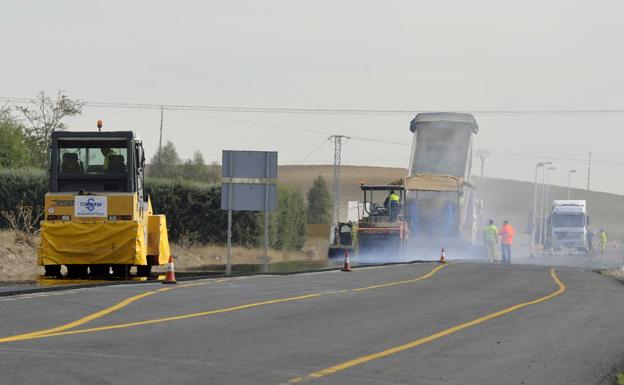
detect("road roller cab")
[38,131,170,278]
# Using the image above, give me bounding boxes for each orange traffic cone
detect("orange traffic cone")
[162,255,177,284]
[341,250,352,272]
[439,248,446,264]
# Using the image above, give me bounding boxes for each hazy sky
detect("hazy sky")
[2,1,624,193]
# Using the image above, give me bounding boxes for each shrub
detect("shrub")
[145,178,261,246]
[0,169,47,228]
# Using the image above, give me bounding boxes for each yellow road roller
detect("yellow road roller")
[38,130,170,278]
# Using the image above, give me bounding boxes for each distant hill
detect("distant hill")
[279,165,624,240]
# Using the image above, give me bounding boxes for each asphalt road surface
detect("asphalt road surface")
[1,262,623,385]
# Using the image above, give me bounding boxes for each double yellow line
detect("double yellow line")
[0,278,227,343]
[283,268,566,384]
[0,264,448,344]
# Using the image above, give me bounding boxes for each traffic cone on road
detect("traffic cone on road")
[439,248,446,264]
[341,250,352,272]
[162,255,177,284]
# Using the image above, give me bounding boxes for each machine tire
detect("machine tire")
[43,265,62,278]
[66,264,88,278]
[89,264,110,278]
[112,264,131,279]
[136,265,152,277]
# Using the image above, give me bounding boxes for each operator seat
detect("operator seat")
[61,153,83,173]
[107,155,126,173]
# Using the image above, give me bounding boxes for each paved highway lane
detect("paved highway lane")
[0,262,622,385]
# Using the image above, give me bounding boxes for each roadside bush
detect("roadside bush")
[0,169,47,229]
[145,178,261,246]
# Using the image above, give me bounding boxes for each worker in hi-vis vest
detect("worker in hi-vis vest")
[499,220,516,264]
[384,190,400,218]
[483,219,499,263]
[599,228,607,256]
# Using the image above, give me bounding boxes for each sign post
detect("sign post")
[226,153,234,275]
[221,150,278,275]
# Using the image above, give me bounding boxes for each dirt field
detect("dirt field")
[0,231,40,281]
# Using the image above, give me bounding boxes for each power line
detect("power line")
[3,96,624,115]
[173,112,411,146]
[487,151,624,165]
[297,138,330,164]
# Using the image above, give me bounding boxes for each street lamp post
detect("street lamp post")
[567,169,577,199]
[538,162,553,247]
[531,162,546,257]
[542,166,556,247]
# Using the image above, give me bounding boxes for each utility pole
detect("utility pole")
[567,169,577,199]
[586,151,592,191]
[158,106,164,166]
[476,148,490,182]
[329,135,349,241]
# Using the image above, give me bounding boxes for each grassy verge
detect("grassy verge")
[0,230,329,280]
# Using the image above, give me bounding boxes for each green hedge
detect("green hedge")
[145,178,261,247]
[0,169,305,250]
[0,169,47,214]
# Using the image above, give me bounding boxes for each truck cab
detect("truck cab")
[49,131,145,196]
[548,200,588,253]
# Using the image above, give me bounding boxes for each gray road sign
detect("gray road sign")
[221,184,277,211]
[221,150,278,211]
[221,150,278,275]
[222,151,277,179]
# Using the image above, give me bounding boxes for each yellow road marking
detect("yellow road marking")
[352,264,447,292]
[1,278,227,341]
[281,267,566,384]
[0,264,448,344]
[0,293,325,343]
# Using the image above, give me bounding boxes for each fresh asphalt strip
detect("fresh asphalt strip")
[0,260,438,297]
[0,263,448,344]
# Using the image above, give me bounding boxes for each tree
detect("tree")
[16,91,84,168]
[270,184,306,250]
[0,106,31,168]
[181,151,221,183]
[149,141,182,179]
[306,175,332,224]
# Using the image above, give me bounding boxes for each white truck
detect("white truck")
[548,200,588,253]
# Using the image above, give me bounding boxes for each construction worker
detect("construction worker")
[384,190,400,218]
[101,148,118,171]
[586,229,594,256]
[500,220,516,264]
[383,190,400,207]
[599,228,607,256]
[483,219,499,263]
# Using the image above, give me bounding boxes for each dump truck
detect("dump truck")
[402,112,481,259]
[38,130,170,278]
[403,112,480,257]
